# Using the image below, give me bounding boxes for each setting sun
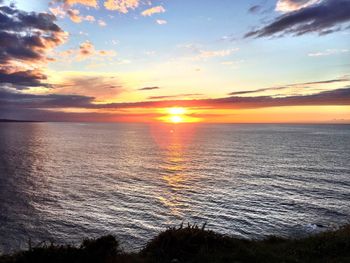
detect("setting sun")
[165,107,186,123]
[168,107,187,115]
[169,115,183,123]
[168,107,186,123]
[158,107,201,123]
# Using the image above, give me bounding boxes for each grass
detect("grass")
[1,224,350,263]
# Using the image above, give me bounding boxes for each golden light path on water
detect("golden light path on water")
[149,123,197,217]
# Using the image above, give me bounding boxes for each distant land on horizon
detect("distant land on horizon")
[0,119,43,123]
[1,119,350,125]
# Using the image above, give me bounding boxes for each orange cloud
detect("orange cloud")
[66,9,83,23]
[276,0,321,12]
[50,6,96,23]
[52,75,125,100]
[63,0,98,7]
[49,6,66,17]
[104,0,139,13]
[141,5,165,16]
[57,41,117,61]
[57,0,159,14]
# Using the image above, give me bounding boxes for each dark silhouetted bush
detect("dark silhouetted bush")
[81,235,120,262]
[1,224,350,263]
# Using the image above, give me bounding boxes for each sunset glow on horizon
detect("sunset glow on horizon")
[0,0,349,123]
[157,107,201,123]
[166,107,186,124]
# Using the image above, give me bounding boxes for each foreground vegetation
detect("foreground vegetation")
[1,224,350,263]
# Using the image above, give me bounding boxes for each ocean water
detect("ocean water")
[0,123,349,253]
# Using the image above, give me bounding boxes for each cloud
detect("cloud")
[0,88,94,108]
[0,70,48,89]
[66,8,84,23]
[55,0,141,14]
[147,94,203,100]
[50,6,96,23]
[308,48,349,57]
[0,4,66,89]
[109,87,350,109]
[53,75,124,99]
[221,60,245,68]
[245,0,350,37]
[156,19,167,25]
[85,15,95,22]
[229,86,289,96]
[276,0,321,12]
[98,19,107,26]
[177,44,239,60]
[141,5,165,16]
[2,85,349,112]
[229,76,350,95]
[198,48,239,59]
[78,41,95,58]
[56,0,98,8]
[138,86,160,91]
[49,6,66,17]
[58,41,117,61]
[293,76,350,85]
[248,5,262,14]
[104,0,139,13]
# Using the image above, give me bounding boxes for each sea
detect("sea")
[0,123,349,253]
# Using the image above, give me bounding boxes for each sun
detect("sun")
[168,107,186,115]
[158,107,201,123]
[169,115,183,123]
[166,107,186,123]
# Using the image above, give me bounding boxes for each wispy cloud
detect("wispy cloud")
[198,48,239,59]
[52,75,125,99]
[177,44,239,60]
[138,86,160,91]
[248,5,263,14]
[147,94,203,100]
[308,48,349,57]
[295,76,350,85]
[229,76,350,96]
[156,19,167,25]
[221,60,244,68]
[141,5,165,16]
[98,19,107,26]
[178,44,239,60]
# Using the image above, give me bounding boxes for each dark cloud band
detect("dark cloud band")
[245,0,350,37]
[1,86,349,111]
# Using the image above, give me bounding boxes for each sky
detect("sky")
[0,0,349,123]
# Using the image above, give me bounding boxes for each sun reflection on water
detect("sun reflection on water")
[149,123,198,217]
